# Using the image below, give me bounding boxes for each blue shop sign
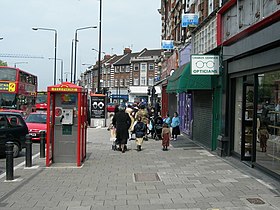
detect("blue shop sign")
[161,40,174,50]
[182,13,198,28]
[110,94,128,100]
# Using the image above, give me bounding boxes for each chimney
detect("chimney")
[123,48,132,54]
[104,54,111,60]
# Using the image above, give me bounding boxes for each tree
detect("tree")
[0,60,7,66]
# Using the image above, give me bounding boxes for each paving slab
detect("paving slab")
[0,128,279,210]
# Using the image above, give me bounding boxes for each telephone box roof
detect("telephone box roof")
[47,82,86,93]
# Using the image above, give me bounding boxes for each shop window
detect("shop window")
[256,71,280,176]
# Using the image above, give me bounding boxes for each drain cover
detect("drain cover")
[246,198,265,205]
[134,173,161,182]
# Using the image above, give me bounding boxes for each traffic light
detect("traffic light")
[147,88,151,95]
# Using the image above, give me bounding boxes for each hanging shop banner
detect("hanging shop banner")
[182,13,199,28]
[161,40,174,50]
[191,55,220,75]
[91,95,105,118]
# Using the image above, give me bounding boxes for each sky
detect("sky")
[0,0,161,90]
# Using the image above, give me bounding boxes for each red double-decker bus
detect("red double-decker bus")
[0,66,37,115]
[35,91,47,111]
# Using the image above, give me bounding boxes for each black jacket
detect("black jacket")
[133,121,146,138]
[112,111,131,140]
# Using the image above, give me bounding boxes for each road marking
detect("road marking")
[0,152,40,180]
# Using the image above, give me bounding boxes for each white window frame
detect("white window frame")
[148,77,154,86]
[133,78,139,86]
[134,64,139,71]
[140,76,146,86]
[149,63,154,70]
[141,63,147,72]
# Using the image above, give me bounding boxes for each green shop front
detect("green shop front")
[167,62,221,150]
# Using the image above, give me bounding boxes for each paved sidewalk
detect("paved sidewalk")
[0,128,280,210]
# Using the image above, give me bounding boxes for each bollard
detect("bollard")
[5,142,14,181]
[39,131,46,158]
[25,134,32,167]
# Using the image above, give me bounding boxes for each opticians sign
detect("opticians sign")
[191,55,220,75]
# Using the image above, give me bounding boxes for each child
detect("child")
[258,124,269,152]
[161,123,171,151]
[133,116,147,151]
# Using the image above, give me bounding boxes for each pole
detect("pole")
[74,31,78,84]
[54,31,57,85]
[5,142,14,181]
[70,39,74,83]
[40,131,46,158]
[61,59,64,82]
[97,0,102,93]
[25,134,32,167]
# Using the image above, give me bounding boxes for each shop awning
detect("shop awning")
[167,63,212,93]
[166,64,187,93]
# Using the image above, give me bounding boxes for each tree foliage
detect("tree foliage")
[0,60,7,66]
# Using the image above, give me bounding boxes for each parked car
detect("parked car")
[25,112,47,141]
[0,112,29,157]
[107,103,116,112]
[0,109,27,118]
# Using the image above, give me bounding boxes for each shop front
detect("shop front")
[225,21,280,177]
[167,63,213,148]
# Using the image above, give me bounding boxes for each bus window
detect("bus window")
[0,68,16,81]
[0,93,16,107]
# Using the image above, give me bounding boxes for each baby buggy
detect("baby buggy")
[152,116,163,140]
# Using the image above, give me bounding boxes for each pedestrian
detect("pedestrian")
[132,116,147,151]
[155,99,161,116]
[161,123,171,151]
[135,102,149,141]
[112,104,131,153]
[163,113,171,127]
[258,123,269,152]
[171,112,180,141]
[107,113,117,150]
[125,105,135,140]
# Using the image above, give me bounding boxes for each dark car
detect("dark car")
[0,112,29,157]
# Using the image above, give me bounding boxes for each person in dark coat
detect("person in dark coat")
[112,104,131,153]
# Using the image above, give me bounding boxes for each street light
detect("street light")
[32,27,57,85]
[92,48,105,54]
[73,26,97,84]
[14,62,28,68]
[82,63,93,68]
[70,39,75,83]
[97,0,103,93]
[49,57,63,83]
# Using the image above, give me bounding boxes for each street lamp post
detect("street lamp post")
[73,26,97,84]
[49,58,63,83]
[70,39,75,83]
[14,62,28,68]
[32,27,57,85]
[97,0,102,93]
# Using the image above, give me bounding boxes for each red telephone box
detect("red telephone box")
[46,82,88,167]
